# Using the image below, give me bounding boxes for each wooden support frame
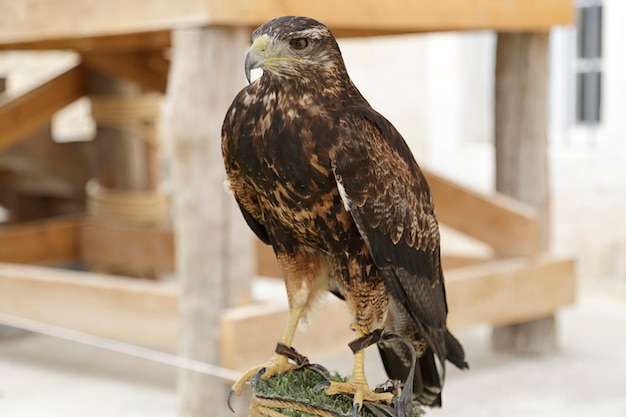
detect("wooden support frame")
[0,217,80,264]
[492,32,555,353]
[0,5,577,409]
[81,50,170,93]
[0,262,178,351]
[209,0,574,34]
[0,254,575,369]
[0,65,86,153]
[0,216,175,271]
[0,1,573,51]
[80,220,174,274]
[0,30,171,52]
[222,256,574,370]
[424,169,541,257]
[445,256,575,330]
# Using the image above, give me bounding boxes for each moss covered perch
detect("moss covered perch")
[251,370,425,417]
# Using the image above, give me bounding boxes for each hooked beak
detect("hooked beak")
[244,34,270,83]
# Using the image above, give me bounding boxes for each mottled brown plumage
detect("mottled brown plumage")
[222,16,467,412]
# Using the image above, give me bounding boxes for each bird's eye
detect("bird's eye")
[290,38,309,50]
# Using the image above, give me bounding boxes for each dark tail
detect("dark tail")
[378,330,468,407]
[445,330,469,370]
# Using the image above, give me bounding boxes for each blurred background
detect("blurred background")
[1,1,625,416]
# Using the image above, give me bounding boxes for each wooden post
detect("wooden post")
[492,32,556,353]
[85,70,168,277]
[166,27,252,417]
[86,70,147,191]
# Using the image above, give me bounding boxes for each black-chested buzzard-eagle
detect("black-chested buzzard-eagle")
[222,15,468,414]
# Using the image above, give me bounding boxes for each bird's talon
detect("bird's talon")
[307,363,330,378]
[227,389,236,413]
[322,380,393,415]
[228,354,297,406]
[313,380,331,391]
[252,366,267,387]
[352,402,360,417]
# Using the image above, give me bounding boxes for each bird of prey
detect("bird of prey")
[222,15,468,413]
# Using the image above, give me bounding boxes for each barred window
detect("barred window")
[575,1,603,124]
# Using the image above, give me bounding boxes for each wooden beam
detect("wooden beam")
[445,256,575,330]
[424,169,541,257]
[0,254,574,369]
[0,262,178,351]
[221,255,576,370]
[82,50,169,93]
[0,65,85,153]
[221,296,353,372]
[442,254,492,270]
[80,220,175,273]
[0,124,94,191]
[256,240,279,278]
[0,0,573,49]
[210,0,574,33]
[0,217,80,264]
[0,30,171,52]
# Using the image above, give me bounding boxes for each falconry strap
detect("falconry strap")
[348,329,385,354]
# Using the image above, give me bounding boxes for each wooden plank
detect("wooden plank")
[424,169,541,257]
[0,262,178,351]
[221,296,353,372]
[210,0,575,33]
[221,256,576,370]
[442,254,492,270]
[0,65,85,153]
[80,220,175,273]
[445,256,575,330]
[0,30,171,52]
[0,217,80,264]
[256,240,280,278]
[0,1,202,48]
[0,0,573,49]
[81,51,169,93]
[492,32,555,353]
[0,254,574,369]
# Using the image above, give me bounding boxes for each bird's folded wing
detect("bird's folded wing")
[330,108,448,333]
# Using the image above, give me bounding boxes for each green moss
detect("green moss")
[253,370,424,417]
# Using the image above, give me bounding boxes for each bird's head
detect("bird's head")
[245,16,346,83]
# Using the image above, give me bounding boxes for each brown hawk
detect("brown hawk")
[222,15,468,414]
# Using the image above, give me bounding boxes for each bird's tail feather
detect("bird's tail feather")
[378,342,442,407]
[445,330,469,370]
[377,329,468,407]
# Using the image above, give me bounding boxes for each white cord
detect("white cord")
[0,313,243,382]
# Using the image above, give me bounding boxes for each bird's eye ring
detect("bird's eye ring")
[290,38,309,50]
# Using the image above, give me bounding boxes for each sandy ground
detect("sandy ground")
[2,284,626,417]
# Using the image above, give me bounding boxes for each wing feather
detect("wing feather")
[222,109,271,246]
[330,108,448,347]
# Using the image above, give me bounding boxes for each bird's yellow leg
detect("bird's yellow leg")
[323,327,393,412]
[229,305,303,397]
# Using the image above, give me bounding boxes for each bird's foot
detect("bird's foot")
[228,353,296,411]
[315,379,393,416]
